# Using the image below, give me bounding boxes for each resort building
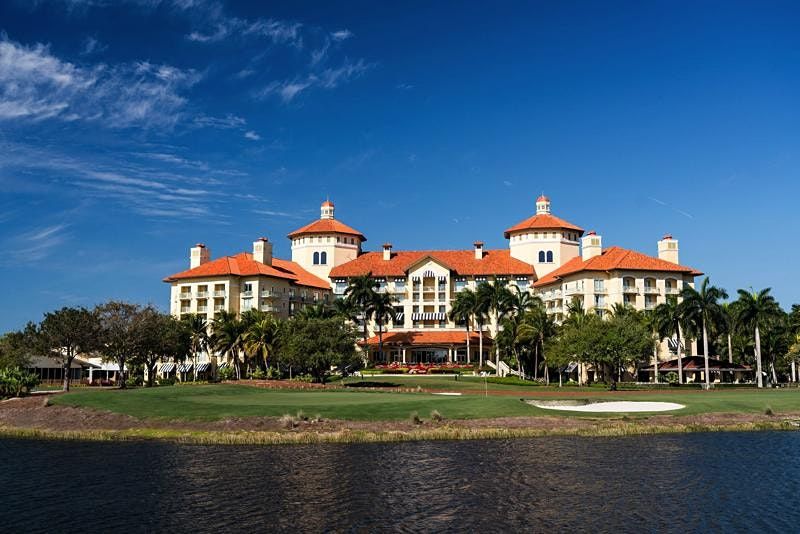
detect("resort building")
[164,195,703,374]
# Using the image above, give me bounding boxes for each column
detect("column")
[402,348,407,364]
[448,346,453,363]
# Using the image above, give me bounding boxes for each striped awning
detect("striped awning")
[422,270,436,278]
[177,363,193,373]
[217,362,229,370]
[438,276,447,282]
[196,362,211,373]
[412,276,420,282]
[394,313,405,322]
[159,363,175,373]
[412,312,447,321]
[667,338,685,353]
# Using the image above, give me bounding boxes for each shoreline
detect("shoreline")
[2,394,798,445]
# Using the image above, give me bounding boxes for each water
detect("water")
[2,432,799,533]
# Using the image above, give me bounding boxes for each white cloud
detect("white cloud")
[244,130,261,141]
[80,36,107,55]
[331,30,353,42]
[8,223,71,263]
[192,113,246,129]
[259,58,371,102]
[503,180,513,187]
[0,35,200,128]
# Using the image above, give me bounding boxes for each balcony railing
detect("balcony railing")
[564,287,583,296]
[213,291,226,297]
[260,305,276,312]
[643,287,660,295]
[241,291,253,298]
[665,287,680,295]
[196,291,209,298]
[260,290,277,298]
[213,305,225,312]
[622,285,639,294]
[197,306,208,312]
[179,293,192,300]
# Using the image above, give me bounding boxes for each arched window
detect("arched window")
[313,251,320,265]
[320,251,327,265]
[546,251,553,263]
[538,251,545,263]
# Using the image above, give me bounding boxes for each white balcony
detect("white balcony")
[665,287,680,295]
[643,287,660,295]
[260,305,276,312]
[196,291,209,298]
[213,291,226,297]
[179,293,192,300]
[241,291,253,298]
[622,285,640,294]
[197,306,208,312]
[564,287,583,296]
[213,305,226,312]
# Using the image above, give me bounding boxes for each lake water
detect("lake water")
[2,432,799,532]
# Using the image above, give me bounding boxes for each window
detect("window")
[313,251,320,265]
[320,251,327,265]
[517,279,529,291]
[546,251,553,263]
[455,279,466,292]
[538,251,545,262]
[594,279,605,292]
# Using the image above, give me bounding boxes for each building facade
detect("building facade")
[164,196,702,371]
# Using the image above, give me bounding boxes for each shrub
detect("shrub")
[217,367,236,381]
[250,368,266,380]
[0,368,40,398]
[266,367,280,380]
[764,405,774,416]
[430,410,443,422]
[279,414,298,429]
[157,376,176,386]
[665,372,679,385]
[410,411,422,425]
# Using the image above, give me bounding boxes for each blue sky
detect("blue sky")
[1,0,798,331]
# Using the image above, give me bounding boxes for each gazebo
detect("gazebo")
[650,356,753,384]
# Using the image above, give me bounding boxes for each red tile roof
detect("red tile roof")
[329,249,536,278]
[657,356,751,372]
[359,330,492,346]
[504,213,584,238]
[533,246,702,287]
[287,219,366,241]
[163,252,331,289]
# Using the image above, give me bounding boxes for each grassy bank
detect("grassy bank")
[48,382,800,421]
[2,419,798,446]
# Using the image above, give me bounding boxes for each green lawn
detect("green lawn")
[48,383,800,422]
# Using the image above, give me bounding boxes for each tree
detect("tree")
[449,288,477,364]
[344,273,378,352]
[0,329,33,370]
[30,307,101,391]
[131,307,188,387]
[477,281,512,372]
[368,292,397,362]
[296,303,336,320]
[96,301,140,388]
[517,307,557,382]
[278,317,359,383]
[680,277,728,389]
[211,311,246,379]
[244,314,279,371]
[653,296,686,384]
[735,288,782,387]
[181,313,209,381]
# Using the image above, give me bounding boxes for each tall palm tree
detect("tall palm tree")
[243,314,279,372]
[181,314,208,381]
[211,311,245,379]
[344,273,379,350]
[735,287,781,388]
[296,303,335,320]
[680,277,728,389]
[719,302,736,365]
[517,307,557,383]
[477,281,512,373]
[369,292,398,362]
[653,296,686,384]
[449,288,476,364]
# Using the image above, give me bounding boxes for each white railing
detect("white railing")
[213,305,225,312]
[213,291,226,297]
[665,287,680,295]
[196,291,209,298]
[564,287,583,296]
[241,291,253,298]
[643,287,660,295]
[179,293,192,299]
[622,286,639,294]
[196,306,208,312]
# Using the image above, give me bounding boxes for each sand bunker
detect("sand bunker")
[433,392,463,396]
[528,400,684,413]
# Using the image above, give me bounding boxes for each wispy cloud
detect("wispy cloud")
[331,30,353,42]
[80,35,107,55]
[258,58,372,102]
[7,223,71,263]
[396,83,414,90]
[503,180,513,187]
[0,35,200,128]
[252,209,301,219]
[647,196,694,219]
[244,130,261,141]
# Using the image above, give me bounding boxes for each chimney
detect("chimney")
[657,234,679,264]
[383,243,393,261]
[253,237,273,265]
[474,241,484,260]
[190,243,210,268]
[581,232,602,261]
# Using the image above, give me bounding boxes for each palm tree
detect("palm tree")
[680,277,728,389]
[477,281,512,373]
[296,303,335,320]
[735,288,781,388]
[369,292,398,362]
[449,288,477,364]
[243,314,279,372]
[211,311,245,379]
[181,314,208,381]
[653,296,686,384]
[719,302,736,365]
[344,273,379,350]
[517,307,557,383]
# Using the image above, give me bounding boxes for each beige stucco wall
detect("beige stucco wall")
[290,234,361,284]
[508,230,580,277]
